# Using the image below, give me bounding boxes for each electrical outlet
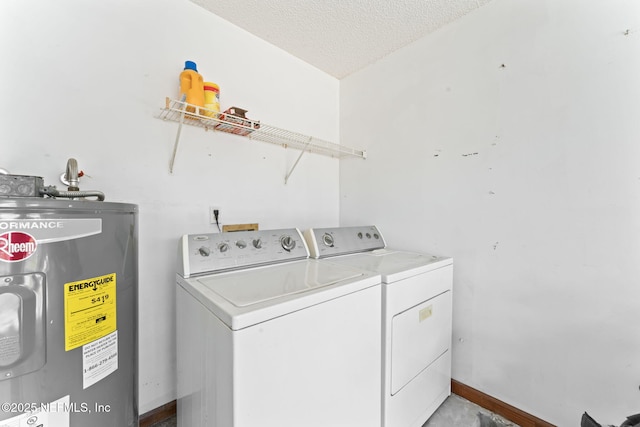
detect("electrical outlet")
[209,206,221,225]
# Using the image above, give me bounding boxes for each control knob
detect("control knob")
[253,238,263,249]
[280,235,296,252]
[236,240,247,249]
[198,246,211,257]
[218,242,229,253]
[322,233,334,247]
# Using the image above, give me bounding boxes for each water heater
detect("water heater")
[0,171,138,426]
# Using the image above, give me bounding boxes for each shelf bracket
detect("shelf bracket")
[168,101,187,174]
[284,138,312,184]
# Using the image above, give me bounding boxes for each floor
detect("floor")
[149,394,519,427]
[423,395,519,427]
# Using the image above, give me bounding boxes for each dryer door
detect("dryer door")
[390,289,452,395]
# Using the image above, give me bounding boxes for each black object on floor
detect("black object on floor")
[621,413,640,427]
[582,411,640,427]
[582,412,602,427]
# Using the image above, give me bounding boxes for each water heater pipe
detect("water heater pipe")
[40,186,105,201]
[65,158,80,191]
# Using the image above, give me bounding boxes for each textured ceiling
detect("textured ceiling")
[190,0,493,79]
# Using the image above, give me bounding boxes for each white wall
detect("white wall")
[340,0,640,425]
[0,0,340,413]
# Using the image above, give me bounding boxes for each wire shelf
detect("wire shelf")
[157,97,367,160]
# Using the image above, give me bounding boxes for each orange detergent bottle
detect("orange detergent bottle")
[179,61,204,115]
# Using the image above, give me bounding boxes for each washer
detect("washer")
[176,228,382,427]
[304,225,453,427]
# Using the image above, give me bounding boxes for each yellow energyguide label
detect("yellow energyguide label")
[64,273,117,351]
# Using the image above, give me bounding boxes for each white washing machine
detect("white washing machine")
[304,226,453,427]
[176,228,382,427]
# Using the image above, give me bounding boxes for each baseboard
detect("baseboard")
[451,379,556,427]
[139,400,176,427]
[139,381,556,427]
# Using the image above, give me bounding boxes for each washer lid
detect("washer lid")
[200,261,362,307]
[178,259,381,330]
[322,249,452,283]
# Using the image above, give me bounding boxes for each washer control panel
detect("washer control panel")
[303,226,386,259]
[178,228,309,278]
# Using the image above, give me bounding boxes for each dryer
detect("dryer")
[176,228,382,427]
[304,226,453,427]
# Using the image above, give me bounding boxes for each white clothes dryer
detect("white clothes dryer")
[176,228,382,427]
[304,226,453,427]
